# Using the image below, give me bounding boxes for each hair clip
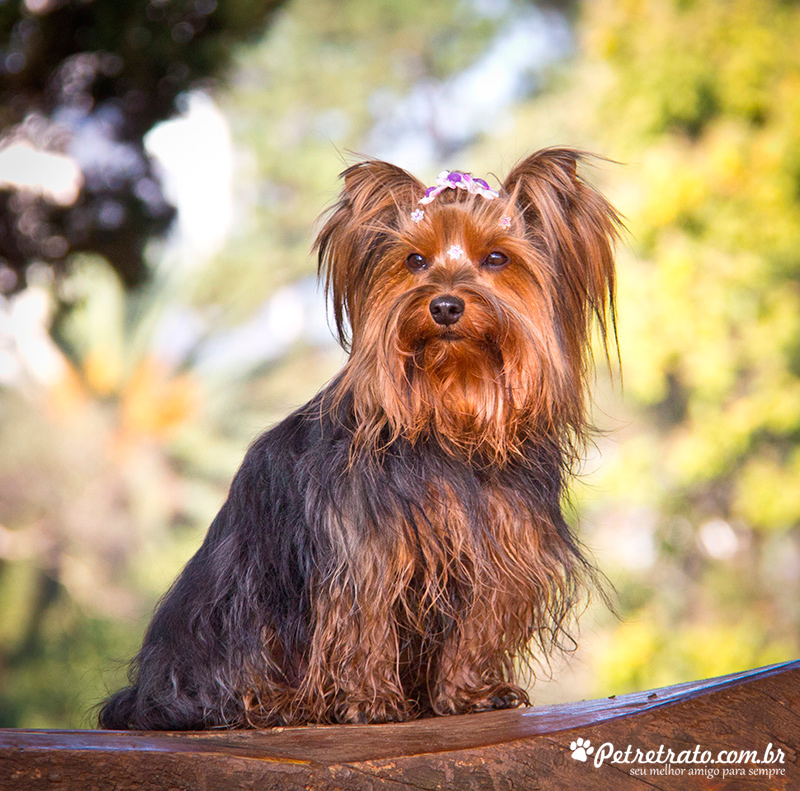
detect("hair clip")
[447,244,464,260]
[499,215,511,229]
[410,209,425,223]
[418,171,499,205]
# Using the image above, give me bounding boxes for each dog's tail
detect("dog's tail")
[97,685,137,730]
[97,680,218,730]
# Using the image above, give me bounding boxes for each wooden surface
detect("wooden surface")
[1,659,798,790]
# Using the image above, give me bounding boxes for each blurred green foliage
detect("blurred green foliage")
[1,0,798,728]
[506,0,800,696]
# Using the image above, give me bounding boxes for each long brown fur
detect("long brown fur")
[99,148,620,730]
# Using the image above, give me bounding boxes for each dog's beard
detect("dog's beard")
[402,334,513,452]
[336,285,572,462]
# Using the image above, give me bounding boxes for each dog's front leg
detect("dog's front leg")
[431,594,530,715]
[299,559,414,724]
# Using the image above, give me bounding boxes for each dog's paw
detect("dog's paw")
[437,683,528,714]
[482,688,527,711]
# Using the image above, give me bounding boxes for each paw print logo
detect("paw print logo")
[570,737,594,762]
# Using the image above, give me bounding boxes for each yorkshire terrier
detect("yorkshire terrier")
[99,148,619,730]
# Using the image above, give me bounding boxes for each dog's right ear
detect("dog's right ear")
[503,148,622,364]
[316,160,423,349]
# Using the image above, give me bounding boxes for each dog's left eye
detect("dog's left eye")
[481,252,509,270]
[406,253,429,272]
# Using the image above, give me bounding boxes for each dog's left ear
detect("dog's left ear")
[503,148,622,354]
[316,160,424,348]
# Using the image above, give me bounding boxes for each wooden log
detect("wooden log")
[1,660,797,790]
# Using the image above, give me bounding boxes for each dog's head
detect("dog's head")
[316,150,620,460]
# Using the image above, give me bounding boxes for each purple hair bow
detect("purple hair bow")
[418,171,499,205]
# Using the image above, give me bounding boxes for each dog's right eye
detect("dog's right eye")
[406,253,429,272]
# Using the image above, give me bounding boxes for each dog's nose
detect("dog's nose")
[429,295,465,326]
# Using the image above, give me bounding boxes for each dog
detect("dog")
[99,148,619,729]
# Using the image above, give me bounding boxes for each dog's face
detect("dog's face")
[317,151,619,459]
[364,194,568,451]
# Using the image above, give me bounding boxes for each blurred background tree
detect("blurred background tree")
[0,0,286,292]
[0,0,798,727]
